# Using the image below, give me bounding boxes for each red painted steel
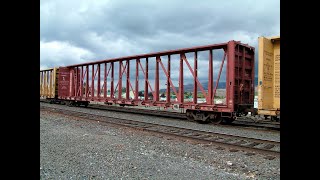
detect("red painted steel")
[70,69,74,97]
[208,50,213,104]
[80,66,83,98]
[135,59,139,100]
[58,67,70,97]
[91,65,94,99]
[179,54,184,103]
[144,58,149,100]
[104,63,107,98]
[166,55,171,103]
[155,57,159,101]
[86,65,89,98]
[118,61,122,99]
[193,52,197,104]
[250,51,255,103]
[97,64,101,99]
[226,41,234,110]
[126,60,130,99]
[111,62,114,98]
[76,68,78,97]
[59,40,254,113]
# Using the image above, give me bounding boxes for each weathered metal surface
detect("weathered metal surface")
[258,36,280,116]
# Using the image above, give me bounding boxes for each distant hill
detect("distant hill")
[159,76,258,92]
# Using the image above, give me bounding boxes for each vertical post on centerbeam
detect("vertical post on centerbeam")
[86,65,89,97]
[97,64,101,99]
[118,61,122,99]
[166,55,171,103]
[126,60,130,99]
[91,65,95,99]
[135,59,139,100]
[111,62,114,98]
[144,58,149,100]
[208,49,213,104]
[104,63,107,98]
[80,66,83,98]
[74,68,78,97]
[179,54,184,103]
[155,56,160,101]
[193,51,198,104]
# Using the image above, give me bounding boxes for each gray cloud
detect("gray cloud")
[40,0,279,89]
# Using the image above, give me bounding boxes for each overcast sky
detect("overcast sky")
[40,0,279,89]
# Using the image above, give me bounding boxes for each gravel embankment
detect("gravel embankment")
[41,102,280,142]
[40,106,280,179]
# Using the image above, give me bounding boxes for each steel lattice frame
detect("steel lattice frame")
[57,40,255,113]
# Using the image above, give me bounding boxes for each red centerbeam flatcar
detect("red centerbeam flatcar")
[55,40,255,123]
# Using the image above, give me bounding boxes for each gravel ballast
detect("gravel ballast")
[40,104,280,179]
[41,102,280,142]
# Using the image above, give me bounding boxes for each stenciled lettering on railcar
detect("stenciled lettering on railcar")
[58,69,70,96]
[274,54,280,98]
[263,50,273,82]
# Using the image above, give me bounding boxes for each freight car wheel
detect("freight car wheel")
[223,117,235,124]
[186,110,195,121]
[66,101,74,107]
[211,118,222,125]
[186,115,194,121]
[196,120,211,124]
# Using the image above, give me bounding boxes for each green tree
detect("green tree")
[121,87,126,93]
[138,91,144,96]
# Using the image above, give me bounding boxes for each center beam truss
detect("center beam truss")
[62,41,254,112]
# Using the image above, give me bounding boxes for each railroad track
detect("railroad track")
[88,104,280,131]
[231,119,280,130]
[40,104,280,158]
[40,99,280,130]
